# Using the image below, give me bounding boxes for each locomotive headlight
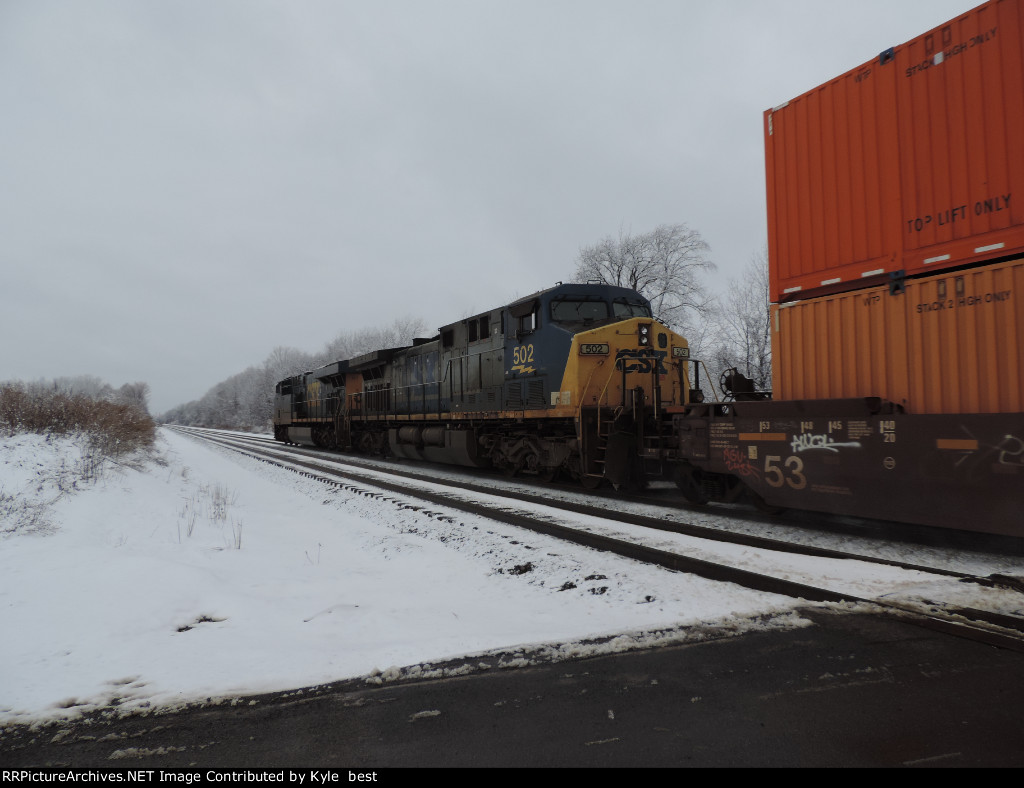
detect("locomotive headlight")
[638,323,651,346]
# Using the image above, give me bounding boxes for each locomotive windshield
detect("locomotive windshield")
[612,299,652,318]
[550,295,652,327]
[550,297,610,323]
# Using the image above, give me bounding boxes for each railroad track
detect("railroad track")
[175,428,1024,570]
[168,425,1024,653]
[182,428,1024,555]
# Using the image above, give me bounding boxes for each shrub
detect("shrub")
[0,383,156,456]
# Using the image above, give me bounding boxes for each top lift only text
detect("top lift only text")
[906,194,1011,233]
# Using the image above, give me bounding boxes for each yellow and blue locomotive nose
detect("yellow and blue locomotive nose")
[552,317,692,412]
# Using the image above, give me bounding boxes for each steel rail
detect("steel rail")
[174,427,1023,589]
[170,426,1024,653]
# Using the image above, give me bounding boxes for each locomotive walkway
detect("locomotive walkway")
[4,608,1024,767]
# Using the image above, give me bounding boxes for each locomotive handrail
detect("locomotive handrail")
[342,349,505,421]
[437,353,502,409]
[291,393,344,422]
[437,347,501,386]
[596,374,614,411]
[385,380,442,418]
[574,359,607,429]
[575,359,605,409]
[593,363,621,443]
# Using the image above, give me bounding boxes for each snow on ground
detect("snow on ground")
[3,427,1023,727]
[240,431,1024,579]
[0,429,807,725]
[237,438,1024,614]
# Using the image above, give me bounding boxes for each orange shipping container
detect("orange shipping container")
[765,0,1024,303]
[771,256,1024,414]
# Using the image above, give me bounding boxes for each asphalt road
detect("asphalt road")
[4,608,1024,768]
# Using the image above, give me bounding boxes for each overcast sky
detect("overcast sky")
[0,0,974,414]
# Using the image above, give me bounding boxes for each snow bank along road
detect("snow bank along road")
[2,425,1024,730]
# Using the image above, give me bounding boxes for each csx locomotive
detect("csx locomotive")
[274,282,697,489]
[273,279,1023,538]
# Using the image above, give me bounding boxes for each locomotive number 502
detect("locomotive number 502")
[512,344,535,365]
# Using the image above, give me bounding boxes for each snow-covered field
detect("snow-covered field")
[0,428,810,726]
[4,427,1023,728]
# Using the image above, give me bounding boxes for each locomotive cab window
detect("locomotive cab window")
[612,299,652,318]
[508,298,539,338]
[550,297,610,324]
[466,315,490,343]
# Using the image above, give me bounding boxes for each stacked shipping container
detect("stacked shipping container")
[772,257,1024,413]
[766,0,1024,414]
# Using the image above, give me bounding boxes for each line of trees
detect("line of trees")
[162,222,770,431]
[4,376,153,414]
[158,318,427,430]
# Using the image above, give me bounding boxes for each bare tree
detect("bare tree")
[37,375,112,400]
[114,382,151,414]
[573,223,715,332]
[710,246,772,392]
[321,316,429,364]
[160,317,428,430]
[263,346,314,383]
